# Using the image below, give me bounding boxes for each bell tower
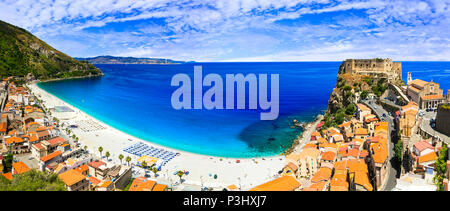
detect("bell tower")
[407,72,412,85]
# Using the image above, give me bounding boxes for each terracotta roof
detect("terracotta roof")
[418,152,437,164]
[338,121,352,128]
[75,164,89,174]
[409,79,428,88]
[347,148,360,158]
[321,151,336,161]
[353,172,373,191]
[311,131,321,137]
[36,130,49,138]
[5,136,24,145]
[88,176,101,186]
[348,159,368,173]
[40,150,62,162]
[354,128,368,136]
[46,136,66,146]
[12,162,30,175]
[153,184,168,191]
[32,142,45,151]
[58,169,86,186]
[311,167,332,183]
[421,94,444,101]
[334,160,348,170]
[88,160,106,169]
[0,122,6,132]
[414,141,434,152]
[2,172,12,180]
[371,142,388,164]
[356,103,371,111]
[298,147,321,159]
[129,178,156,191]
[250,175,301,191]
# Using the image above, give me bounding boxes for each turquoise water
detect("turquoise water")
[37,62,450,158]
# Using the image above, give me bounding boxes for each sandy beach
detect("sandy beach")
[28,83,286,190]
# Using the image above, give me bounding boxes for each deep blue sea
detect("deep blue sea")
[37,62,450,158]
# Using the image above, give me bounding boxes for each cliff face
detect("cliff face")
[0,20,103,80]
[324,59,400,127]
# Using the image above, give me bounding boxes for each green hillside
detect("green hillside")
[0,20,102,80]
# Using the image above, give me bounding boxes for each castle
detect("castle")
[339,58,402,82]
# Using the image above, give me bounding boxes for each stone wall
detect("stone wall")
[436,104,450,137]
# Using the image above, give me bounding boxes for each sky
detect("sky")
[0,0,449,62]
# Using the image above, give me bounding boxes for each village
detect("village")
[0,78,169,191]
[246,59,450,191]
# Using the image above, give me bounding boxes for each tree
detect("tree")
[83,145,88,151]
[105,151,110,161]
[126,156,132,166]
[2,154,13,173]
[433,144,448,191]
[345,103,356,115]
[176,171,185,183]
[394,139,403,162]
[98,146,103,157]
[142,161,148,168]
[118,154,124,164]
[152,166,159,177]
[360,91,369,100]
[0,169,66,191]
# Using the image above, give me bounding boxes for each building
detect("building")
[58,169,89,191]
[435,104,450,137]
[339,58,402,82]
[396,101,419,138]
[249,175,301,191]
[407,79,445,109]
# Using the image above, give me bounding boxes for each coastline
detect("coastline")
[28,82,287,189]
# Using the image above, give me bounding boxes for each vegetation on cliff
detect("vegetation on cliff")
[324,66,401,128]
[0,20,102,80]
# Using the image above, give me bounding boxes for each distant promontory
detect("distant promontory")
[75,56,191,65]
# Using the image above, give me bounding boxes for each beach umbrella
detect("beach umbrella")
[214,174,217,179]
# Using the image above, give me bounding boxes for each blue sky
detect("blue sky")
[0,0,449,62]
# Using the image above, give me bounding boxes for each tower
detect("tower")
[407,72,412,85]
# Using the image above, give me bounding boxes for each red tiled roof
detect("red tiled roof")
[41,151,62,162]
[88,160,106,169]
[414,141,434,152]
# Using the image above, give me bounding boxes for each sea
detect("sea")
[37,62,450,158]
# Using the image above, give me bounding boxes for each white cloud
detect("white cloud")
[0,0,449,61]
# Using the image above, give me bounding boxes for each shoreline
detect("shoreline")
[28,82,288,189]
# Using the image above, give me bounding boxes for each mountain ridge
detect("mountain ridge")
[0,20,103,80]
[75,56,191,64]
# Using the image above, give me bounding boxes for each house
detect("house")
[249,175,301,191]
[356,103,371,122]
[31,142,47,159]
[128,177,157,191]
[58,169,89,191]
[413,141,435,157]
[354,128,369,140]
[295,148,320,178]
[40,150,62,171]
[396,102,419,137]
[302,181,328,191]
[311,167,332,184]
[96,180,115,191]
